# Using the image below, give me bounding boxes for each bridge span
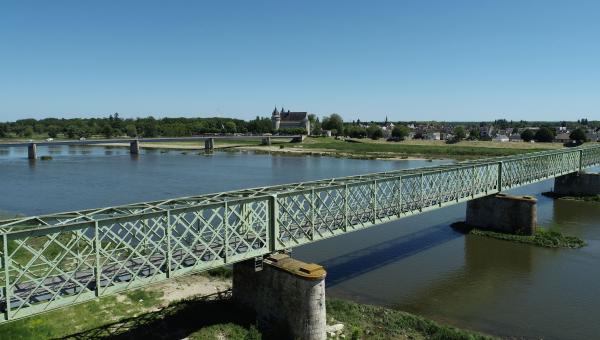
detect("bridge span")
[0,144,599,325]
[0,135,301,159]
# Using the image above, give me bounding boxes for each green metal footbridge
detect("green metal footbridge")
[1,144,599,322]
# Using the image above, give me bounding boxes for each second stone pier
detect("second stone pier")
[466,194,537,235]
[553,172,600,197]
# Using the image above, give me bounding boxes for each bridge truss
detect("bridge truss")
[0,144,599,322]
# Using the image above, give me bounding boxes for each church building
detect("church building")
[271,107,311,134]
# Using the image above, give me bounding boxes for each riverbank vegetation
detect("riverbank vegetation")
[452,222,586,248]
[0,114,298,140]
[327,298,494,339]
[542,192,600,203]
[271,137,559,160]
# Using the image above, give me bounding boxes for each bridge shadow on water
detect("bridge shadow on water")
[61,290,256,340]
[321,223,463,287]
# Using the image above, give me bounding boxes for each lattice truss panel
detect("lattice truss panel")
[0,144,599,321]
[501,151,580,188]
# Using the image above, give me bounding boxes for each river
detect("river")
[1,145,599,339]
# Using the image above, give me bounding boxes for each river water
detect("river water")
[1,145,599,339]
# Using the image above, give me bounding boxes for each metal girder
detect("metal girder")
[0,144,599,322]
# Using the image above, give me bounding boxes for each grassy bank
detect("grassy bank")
[327,298,494,340]
[452,222,586,248]
[562,195,600,203]
[256,137,560,160]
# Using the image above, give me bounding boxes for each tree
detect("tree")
[102,125,114,139]
[367,124,382,140]
[468,128,480,140]
[141,118,158,137]
[534,127,554,143]
[47,126,59,138]
[312,119,323,136]
[569,128,587,143]
[521,129,535,142]
[453,126,466,141]
[126,124,138,137]
[224,121,237,133]
[23,126,34,138]
[344,125,367,138]
[321,114,344,135]
[391,125,409,140]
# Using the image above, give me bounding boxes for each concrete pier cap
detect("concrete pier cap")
[466,193,537,235]
[233,253,327,340]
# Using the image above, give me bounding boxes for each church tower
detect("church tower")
[271,106,281,130]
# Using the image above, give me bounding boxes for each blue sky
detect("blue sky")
[1,1,599,122]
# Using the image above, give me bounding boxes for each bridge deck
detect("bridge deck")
[0,135,298,148]
[0,144,599,322]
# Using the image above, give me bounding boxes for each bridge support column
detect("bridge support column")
[466,194,537,235]
[261,137,271,146]
[28,143,37,160]
[205,138,214,151]
[233,253,326,340]
[292,135,306,143]
[129,140,140,155]
[554,172,600,196]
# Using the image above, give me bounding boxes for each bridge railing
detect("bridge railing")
[0,144,599,322]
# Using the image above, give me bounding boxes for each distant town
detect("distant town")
[1,108,598,145]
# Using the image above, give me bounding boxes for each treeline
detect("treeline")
[0,114,304,139]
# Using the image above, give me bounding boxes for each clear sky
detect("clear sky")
[1,1,599,122]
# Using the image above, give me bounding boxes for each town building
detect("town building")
[271,107,311,134]
[493,134,510,142]
[555,133,571,143]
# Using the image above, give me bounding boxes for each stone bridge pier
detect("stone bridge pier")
[129,140,140,154]
[27,143,37,160]
[466,194,537,235]
[554,172,600,196]
[233,253,327,340]
[205,138,215,151]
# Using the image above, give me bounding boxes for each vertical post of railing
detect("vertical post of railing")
[497,161,503,193]
[579,149,584,172]
[310,189,315,240]
[93,221,101,298]
[420,173,424,212]
[471,165,476,198]
[438,170,443,207]
[2,234,11,321]
[269,194,279,251]
[75,230,81,269]
[343,184,348,231]
[396,176,403,217]
[165,211,172,278]
[223,202,229,263]
[372,180,377,223]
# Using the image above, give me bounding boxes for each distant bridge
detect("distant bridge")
[0,144,599,322]
[0,135,301,159]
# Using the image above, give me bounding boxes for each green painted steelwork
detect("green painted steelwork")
[0,144,599,322]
